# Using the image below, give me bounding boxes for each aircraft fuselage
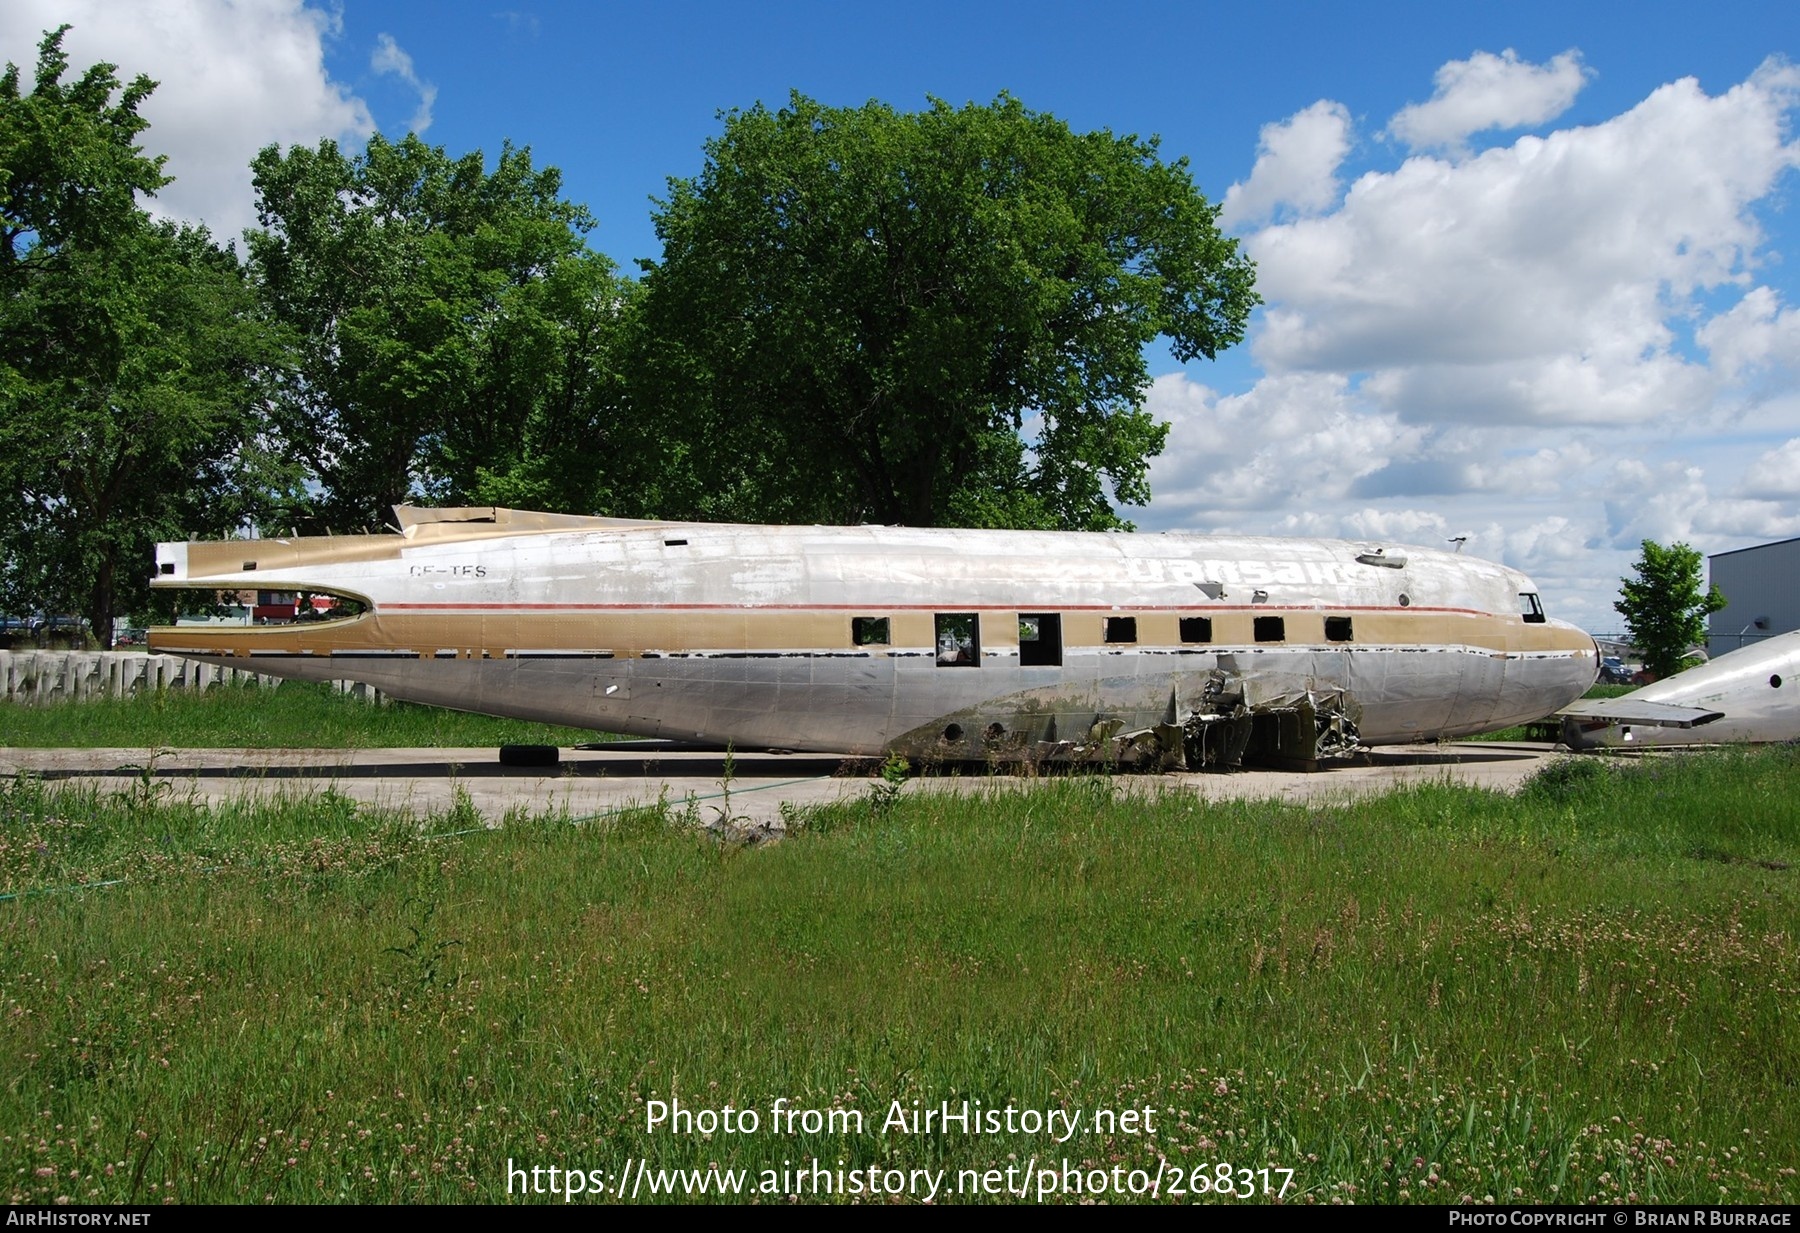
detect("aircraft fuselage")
[149,508,1596,765]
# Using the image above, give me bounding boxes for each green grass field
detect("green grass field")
[2,739,1795,1204]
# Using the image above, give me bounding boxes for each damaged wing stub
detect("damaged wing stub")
[1177,673,1365,772]
[893,669,1366,772]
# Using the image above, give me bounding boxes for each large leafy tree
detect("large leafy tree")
[248,134,636,529]
[1615,539,1727,680]
[636,92,1258,529]
[1,28,285,647]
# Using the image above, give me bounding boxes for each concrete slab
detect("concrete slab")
[0,740,1568,827]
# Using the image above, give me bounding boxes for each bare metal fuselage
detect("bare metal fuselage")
[1559,630,1800,750]
[149,508,1596,764]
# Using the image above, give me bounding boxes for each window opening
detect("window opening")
[1104,616,1138,644]
[1179,616,1213,643]
[1254,616,1286,642]
[1519,593,1546,624]
[852,617,890,646]
[1325,616,1353,642]
[1018,613,1062,667]
[935,613,979,666]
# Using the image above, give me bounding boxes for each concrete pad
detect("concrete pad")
[0,740,1568,827]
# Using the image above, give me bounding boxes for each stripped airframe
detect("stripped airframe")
[148,506,1598,768]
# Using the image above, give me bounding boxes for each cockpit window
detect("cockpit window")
[1519,593,1546,624]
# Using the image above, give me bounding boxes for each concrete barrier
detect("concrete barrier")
[0,651,382,705]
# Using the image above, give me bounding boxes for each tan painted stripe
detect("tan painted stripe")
[151,607,1591,660]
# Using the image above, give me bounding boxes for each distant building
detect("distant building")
[1708,536,1800,655]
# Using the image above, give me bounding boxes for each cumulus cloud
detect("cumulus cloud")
[1385,48,1589,153]
[1218,100,1352,231]
[1146,56,1800,628]
[0,0,375,244]
[1271,506,1453,544]
[1143,371,1422,519]
[1699,285,1800,382]
[1738,438,1800,499]
[371,32,436,134]
[1602,458,1800,548]
[1350,439,1598,498]
[1245,58,1800,428]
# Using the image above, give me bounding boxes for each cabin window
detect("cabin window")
[1519,592,1546,624]
[1018,613,1062,667]
[1325,616,1354,642]
[1179,616,1213,643]
[935,613,979,666]
[1254,616,1286,642]
[852,617,890,646]
[1104,616,1138,644]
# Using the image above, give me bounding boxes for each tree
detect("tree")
[248,134,635,530]
[1615,540,1727,680]
[0,27,166,287]
[635,92,1258,529]
[1,28,285,647]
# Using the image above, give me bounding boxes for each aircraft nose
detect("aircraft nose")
[1494,618,1599,730]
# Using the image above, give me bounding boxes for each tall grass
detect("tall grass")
[1,748,1795,1204]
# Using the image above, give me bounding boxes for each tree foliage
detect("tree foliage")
[1,28,285,647]
[248,134,635,530]
[637,92,1258,528]
[1615,539,1727,679]
[0,26,165,284]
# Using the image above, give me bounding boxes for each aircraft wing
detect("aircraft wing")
[1556,698,1726,729]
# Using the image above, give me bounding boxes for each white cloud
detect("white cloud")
[1699,285,1800,382]
[1245,59,1800,429]
[1385,49,1589,154]
[1349,438,1599,498]
[1603,459,1800,548]
[1738,438,1800,499]
[1272,506,1452,543]
[0,0,375,244]
[494,11,541,39]
[1148,57,1800,632]
[1143,371,1422,518]
[1218,100,1352,231]
[1503,516,1586,565]
[371,32,436,134]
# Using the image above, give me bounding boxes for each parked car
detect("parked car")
[1599,656,1635,684]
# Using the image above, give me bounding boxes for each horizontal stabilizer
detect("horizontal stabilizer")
[1557,698,1726,729]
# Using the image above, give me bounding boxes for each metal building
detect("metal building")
[1709,536,1800,655]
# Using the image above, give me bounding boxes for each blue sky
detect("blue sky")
[7,1,1800,632]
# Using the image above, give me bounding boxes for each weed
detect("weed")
[709,744,752,831]
[384,897,463,994]
[1522,754,1612,802]
[866,753,909,820]
[114,748,177,815]
[438,783,483,832]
